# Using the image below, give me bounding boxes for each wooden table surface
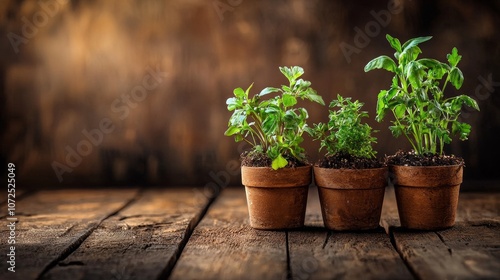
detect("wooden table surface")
[1,186,499,280]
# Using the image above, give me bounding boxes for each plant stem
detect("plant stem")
[251,113,267,150]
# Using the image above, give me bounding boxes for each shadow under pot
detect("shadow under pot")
[241,165,311,230]
[390,165,463,230]
[314,167,388,231]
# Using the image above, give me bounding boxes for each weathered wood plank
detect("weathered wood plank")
[0,189,139,280]
[392,223,500,279]
[289,186,414,280]
[380,187,400,231]
[169,187,288,280]
[41,188,211,280]
[455,193,500,223]
[304,185,324,228]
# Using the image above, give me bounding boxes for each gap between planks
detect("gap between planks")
[0,188,141,280]
[36,189,145,279]
[39,187,216,280]
[171,187,414,280]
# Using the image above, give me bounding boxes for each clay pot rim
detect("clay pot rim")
[390,164,463,188]
[241,165,312,170]
[317,185,386,190]
[389,164,464,169]
[241,165,312,188]
[313,166,388,190]
[313,166,388,171]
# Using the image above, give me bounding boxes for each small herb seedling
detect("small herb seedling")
[308,94,377,159]
[364,34,480,155]
[225,66,325,170]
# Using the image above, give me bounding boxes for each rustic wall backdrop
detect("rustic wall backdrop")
[1,0,499,187]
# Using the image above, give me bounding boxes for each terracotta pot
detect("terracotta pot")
[314,167,387,231]
[241,165,311,230]
[390,165,463,230]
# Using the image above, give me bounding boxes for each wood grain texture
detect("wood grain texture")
[0,189,139,280]
[392,223,500,279]
[41,188,211,280]
[455,193,500,223]
[380,187,400,231]
[288,186,413,280]
[169,187,288,280]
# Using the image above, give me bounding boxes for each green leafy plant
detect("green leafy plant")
[224,66,325,170]
[308,94,377,159]
[364,34,480,155]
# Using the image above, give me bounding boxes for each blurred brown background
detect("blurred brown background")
[1,0,499,188]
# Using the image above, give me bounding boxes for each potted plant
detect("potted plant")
[308,95,387,230]
[364,34,480,230]
[224,66,325,230]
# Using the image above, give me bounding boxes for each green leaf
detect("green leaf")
[375,90,387,122]
[364,55,397,73]
[449,67,464,89]
[387,88,398,100]
[262,114,278,134]
[389,125,404,137]
[394,104,406,118]
[304,92,325,105]
[304,126,315,137]
[401,36,432,53]
[224,126,240,136]
[284,110,299,127]
[279,66,293,81]
[295,79,311,91]
[226,97,239,111]
[406,61,423,90]
[279,66,304,83]
[271,154,288,170]
[290,66,304,80]
[386,34,402,53]
[402,46,422,63]
[418,58,442,69]
[415,88,427,102]
[438,128,452,144]
[259,87,280,97]
[429,66,447,80]
[244,83,254,97]
[234,134,243,142]
[264,104,280,114]
[460,95,480,111]
[282,94,297,107]
[233,87,245,98]
[229,109,246,126]
[452,121,471,140]
[447,47,462,67]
